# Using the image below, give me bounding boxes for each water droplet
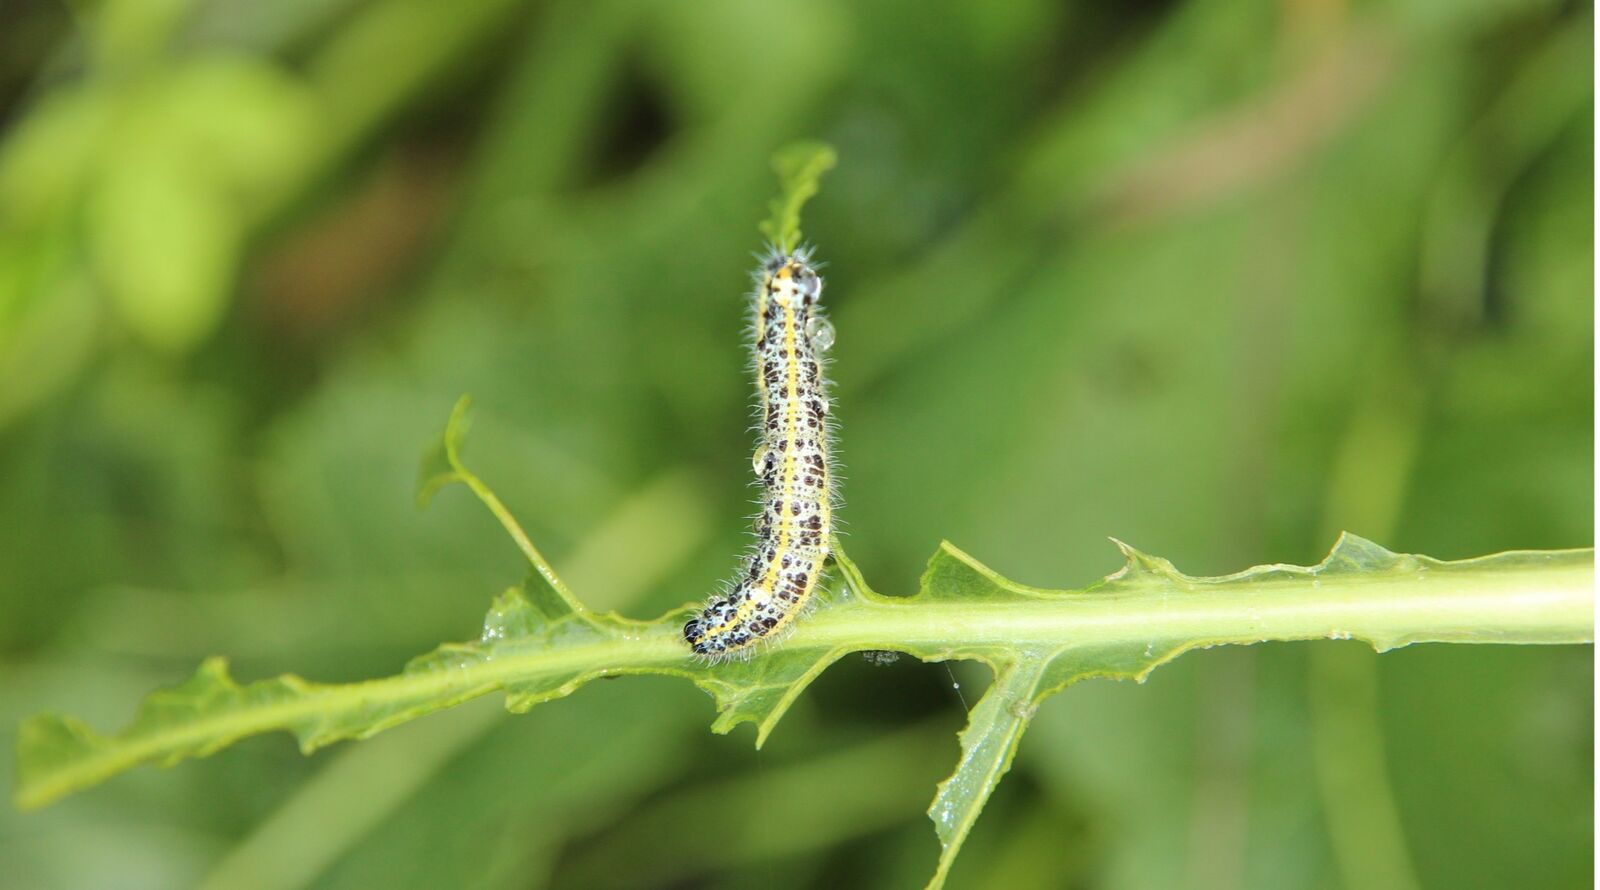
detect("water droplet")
[751,447,770,474]
[805,316,835,351]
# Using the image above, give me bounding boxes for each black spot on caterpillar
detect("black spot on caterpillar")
[684,246,836,658]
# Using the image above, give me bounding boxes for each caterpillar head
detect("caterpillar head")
[763,251,822,307]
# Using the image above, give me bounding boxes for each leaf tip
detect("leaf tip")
[1323,531,1405,572]
[934,539,988,570]
[1106,537,1182,582]
[707,709,743,738]
[752,723,776,750]
[197,654,234,682]
[444,394,474,459]
[416,394,475,508]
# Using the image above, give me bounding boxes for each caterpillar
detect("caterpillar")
[683,246,835,658]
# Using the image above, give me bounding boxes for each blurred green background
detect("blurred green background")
[0,0,1591,888]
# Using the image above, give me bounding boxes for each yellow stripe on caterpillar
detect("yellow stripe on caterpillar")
[684,246,835,658]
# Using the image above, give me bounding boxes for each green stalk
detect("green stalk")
[15,537,1591,812]
[824,544,1592,653]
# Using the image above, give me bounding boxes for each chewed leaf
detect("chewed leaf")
[678,561,864,745]
[12,537,1591,890]
[1320,531,1409,572]
[925,659,1045,889]
[757,141,836,251]
[702,648,848,741]
[11,574,843,809]
[1103,537,1187,586]
[12,398,1592,890]
[17,657,374,810]
[888,535,1593,890]
[13,578,676,811]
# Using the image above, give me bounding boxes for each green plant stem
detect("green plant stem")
[428,394,580,606]
[16,542,1590,811]
[198,468,712,890]
[833,547,1591,653]
[456,465,577,604]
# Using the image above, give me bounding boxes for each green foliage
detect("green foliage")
[0,2,1591,888]
[0,0,519,418]
[16,400,1592,887]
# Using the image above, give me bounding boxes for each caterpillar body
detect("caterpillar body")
[683,247,835,658]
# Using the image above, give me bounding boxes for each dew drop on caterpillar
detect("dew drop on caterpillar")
[683,246,836,658]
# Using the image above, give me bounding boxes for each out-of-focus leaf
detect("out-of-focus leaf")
[148,57,322,207]
[307,0,522,142]
[86,57,318,352]
[0,273,99,427]
[88,147,240,352]
[93,0,197,70]
[0,89,113,224]
[0,89,112,422]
